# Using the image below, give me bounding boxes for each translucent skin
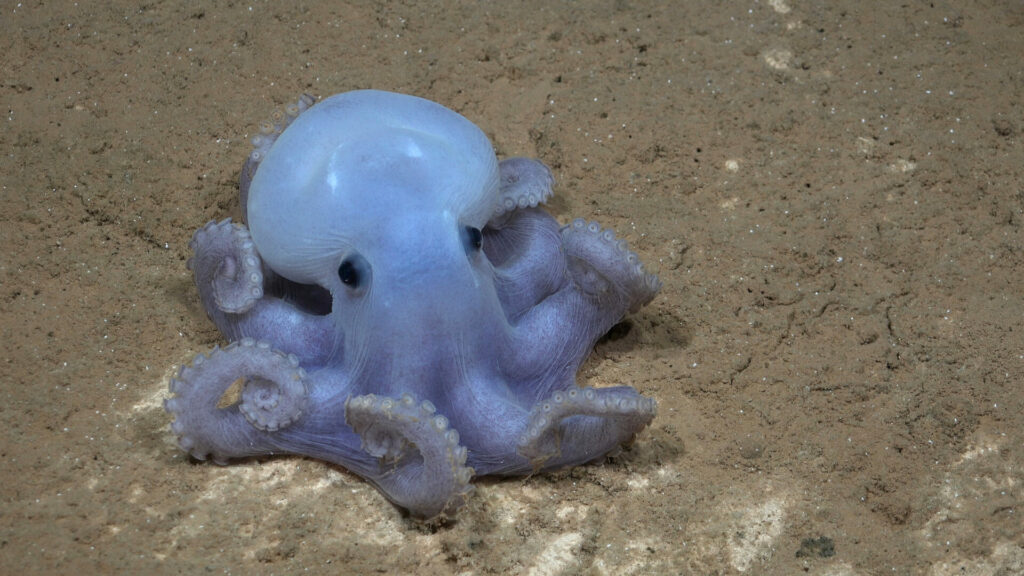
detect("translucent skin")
[165,90,661,518]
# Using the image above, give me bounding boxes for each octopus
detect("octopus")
[164,90,661,518]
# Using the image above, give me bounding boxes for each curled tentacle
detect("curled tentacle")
[188,219,264,314]
[238,352,307,432]
[561,218,662,313]
[249,93,317,164]
[516,386,657,469]
[240,93,317,218]
[489,157,555,226]
[164,338,309,464]
[345,393,474,519]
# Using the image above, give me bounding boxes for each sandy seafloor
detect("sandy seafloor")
[2,1,1023,574]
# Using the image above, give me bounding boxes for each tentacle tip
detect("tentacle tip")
[237,355,309,432]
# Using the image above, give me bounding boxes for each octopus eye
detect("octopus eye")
[338,260,359,287]
[463,226,483,252]
[338,254,370,290]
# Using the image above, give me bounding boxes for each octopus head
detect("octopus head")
[246,90,502,335]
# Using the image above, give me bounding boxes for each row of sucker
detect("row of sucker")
[516,386,657,466]
[562,218,662,312]
[248,93,316,166]
[237,339,308,432]
[187,218,264,314]
[344,393,474,519]
[491,157,555,219]
[164,339,309,464]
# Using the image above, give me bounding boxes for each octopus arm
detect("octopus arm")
[187,218,336,364]
[499,217,661,399]
[516,386,657,470]
[344,394,475,519]
[490,157,555,222]
[484,207,568,321]
[164,339,308,464]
